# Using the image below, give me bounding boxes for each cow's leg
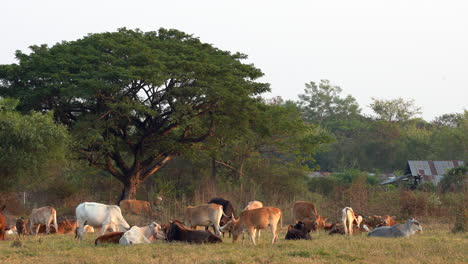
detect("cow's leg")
[246,228,256,245]
[46,217,53,234]
[100,223,110,236]
[213,223,222,237]
[76,221,85,240]
[271,224,278,244]
[256,229,261,239]
[35,224,41,236]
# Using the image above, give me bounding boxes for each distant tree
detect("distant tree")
[439,166,467,193]
[298,80,361,126]
[0,28,269,201]
[432,113,464,128]
[0,98,69,190]
[369,97,422,122]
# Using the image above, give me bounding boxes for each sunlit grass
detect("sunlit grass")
[0,223,466,264]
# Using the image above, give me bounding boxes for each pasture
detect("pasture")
[0,223,465,264]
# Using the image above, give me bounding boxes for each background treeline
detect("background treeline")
[0,29,466,228]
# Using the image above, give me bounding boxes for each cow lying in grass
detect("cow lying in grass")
[95,222,165,245]
[368,218,422,238]
[285,221,311,240]
[328,222,369,235]
[166,220,222,244]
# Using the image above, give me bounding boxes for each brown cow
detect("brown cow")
[95,232,125,245]
[243,200,264,239]
[0,205,6,240]
[293,201,330,233]
[221,207,282,245]
[119,200,152,216]
[377,215,399,227]
[166,220,222,244]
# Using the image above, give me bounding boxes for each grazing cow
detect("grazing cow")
[208,197,235,237]
[29,206,58,235]
[184,204,224,236]
[166,220,222,244]
[75,202,130,240]
[16,217,28,237]
[0,205,6,240]
[342,207,368,235]
[243,200,264,239]
[119,200,152,216]
[95,232,125,245]
[221,207,282,245]
[368,218,422,238]
[285,221,311,240]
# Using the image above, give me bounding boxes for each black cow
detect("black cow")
[285,221,311,240]
[207,197,235,237]
[166,220,222,244]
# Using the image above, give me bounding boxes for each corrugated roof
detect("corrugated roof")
[406,160,465,185]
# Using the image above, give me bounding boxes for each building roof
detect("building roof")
[405,160,464,185]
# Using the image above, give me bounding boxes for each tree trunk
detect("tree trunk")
[117,176,140,204]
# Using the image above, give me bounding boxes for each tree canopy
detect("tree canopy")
[0,28,270,200]
[0,98,69,191]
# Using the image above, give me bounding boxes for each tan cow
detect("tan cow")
[377,215,399,227]
[30,206,58,235]
[243,200,264,238]
[342,207,368,235]
[184,204,225,236]
[119,200,152,216]
[220,207,282,245]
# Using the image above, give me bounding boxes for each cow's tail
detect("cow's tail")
[279,211,283,230]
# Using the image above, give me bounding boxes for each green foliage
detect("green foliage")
[0,28,270,199]
[298,79,361,127]
[370,97,422,122]
[0,98,69,191]
[439,166,467,193]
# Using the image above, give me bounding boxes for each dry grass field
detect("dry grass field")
[0,223,466,264]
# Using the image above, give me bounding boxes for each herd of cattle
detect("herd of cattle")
[0,198,423,246]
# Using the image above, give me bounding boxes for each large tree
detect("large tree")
[0,28,269,201]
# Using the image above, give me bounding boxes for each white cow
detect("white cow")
[119,222,165,245]
[368,218,423,238]
[75,202,130,240]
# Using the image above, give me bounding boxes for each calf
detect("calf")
[30,206,58,235]
[285,221,311,240]
[166,220,222,244]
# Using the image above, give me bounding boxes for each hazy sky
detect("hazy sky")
[1,0,467,120]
